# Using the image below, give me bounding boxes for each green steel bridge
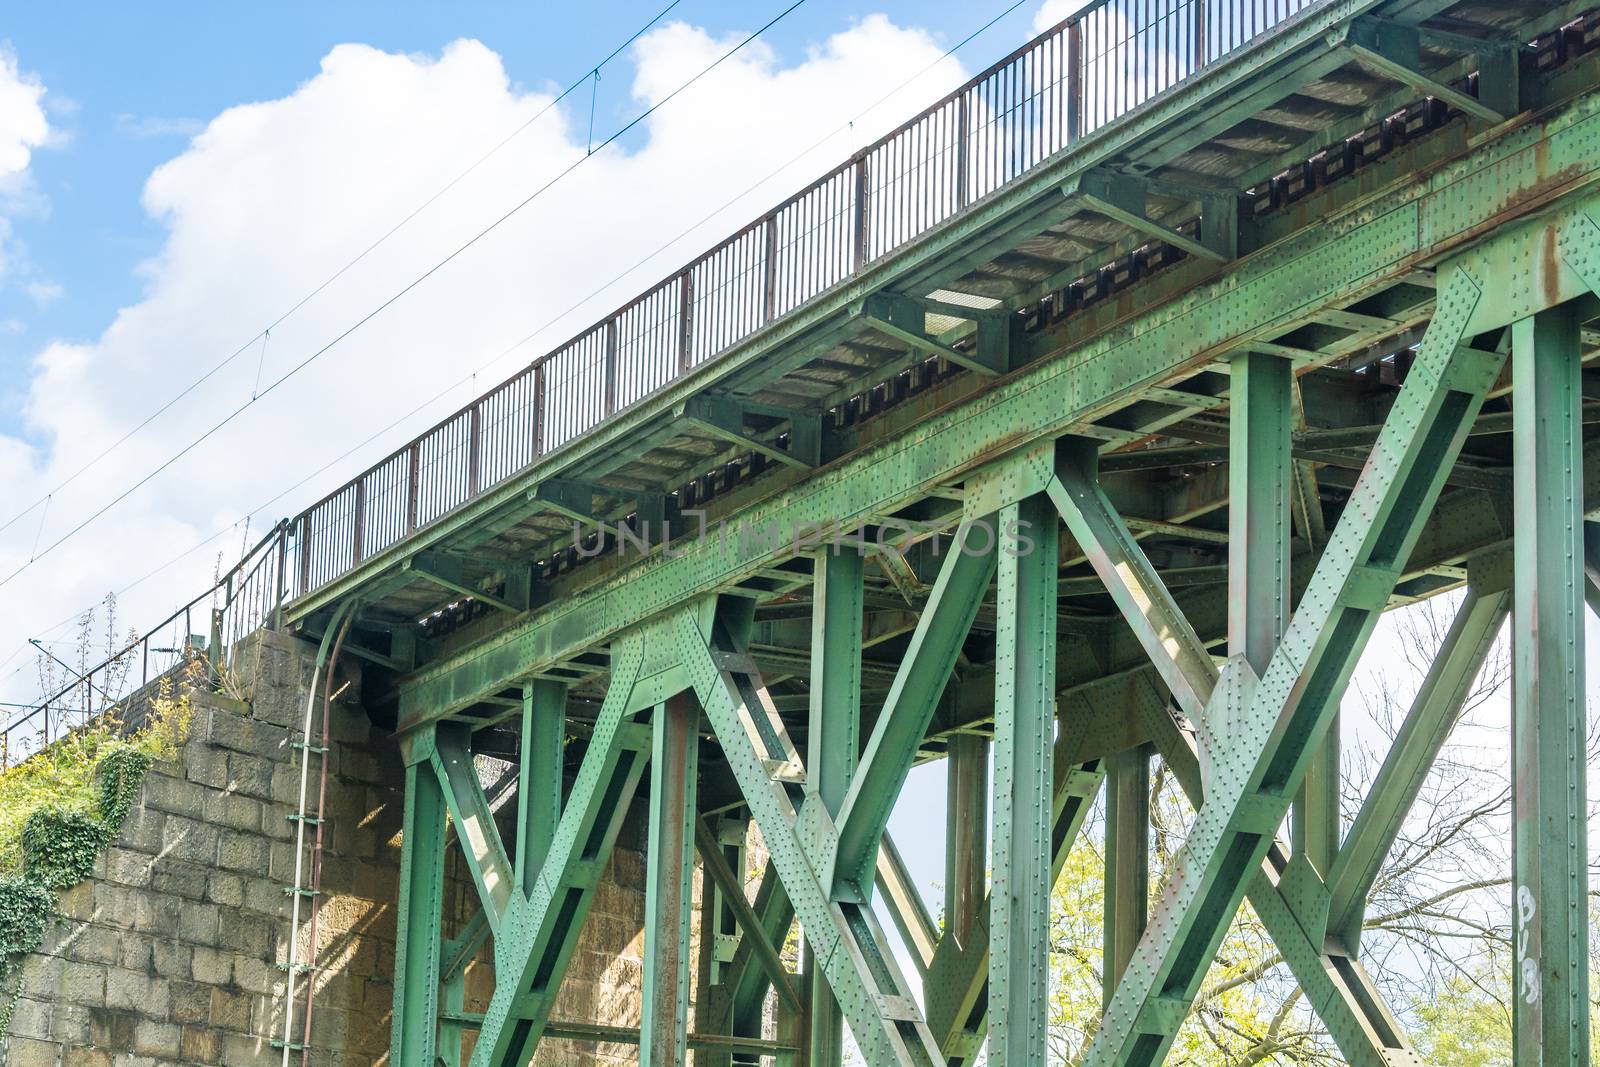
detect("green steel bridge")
[29,0,1600,1062]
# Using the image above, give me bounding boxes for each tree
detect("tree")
[1047,590,1530,1065]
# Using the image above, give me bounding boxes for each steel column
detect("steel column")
[807,547,864,1065]
[517,679,566,897]
[1511,302,1590,1066]
[642,692,699,1066]
[988,494,1057,1066]
[944,732,988,949]
[1103,745,1148,1007]
[391,751,448,1067]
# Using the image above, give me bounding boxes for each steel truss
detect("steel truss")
[375,49,1600,1067]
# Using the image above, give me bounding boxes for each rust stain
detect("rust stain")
[1543,223,1561,309]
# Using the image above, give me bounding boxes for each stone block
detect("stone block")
[215,912,272,957]
[133,1018,181,1057]
[206,871,244,908]
[4,1036,61,1066]
[202,791,262,833]
[191,946,233,986]
[220,1031,280,1065]
[209,712,291,761]
[178,900,219,943]
[106,968,167,1015]
[150,860,208,900]
[182,742,229,789]
[228,752,277,800]
[103,848,154,888]
[113,808,163,854]
[141,772,204,820]
[64,1047,112,1067]
[117,933,152,973]
[160,816,219,865]
[5,994,51,1040]
[208,987,251,1032]
[169,980,208,1025]
[61,961,107,1006]
[217,831,269,873]
[180,1025,222,1064]
[150,939,191,979]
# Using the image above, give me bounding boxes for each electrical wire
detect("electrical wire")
[2,0,1034,677]
[0,0,808,595]
[0,0,689,542]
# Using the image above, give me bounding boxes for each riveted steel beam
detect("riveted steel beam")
[516,680,565,897]
[1326,556,1511,952]
[433,723,514,932]
[678,603,944,1065]
[470,635,650,1067]
[642,692,699,1066]
[1510,302,1590,1065]
[832,525,996,900]
[1047,441,1217,723]
[1104,744,1149,1008]
[1084,259,1503,1067]
[987,493,1058,1066]
[1340,19,1507,124]
[944,732,988,951]
[391,752,448,1067]
[877,833,939,978]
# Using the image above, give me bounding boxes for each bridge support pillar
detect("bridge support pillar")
[1511,301,1590,1066]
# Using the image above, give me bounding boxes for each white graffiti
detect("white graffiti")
[1516,884,1540,1005]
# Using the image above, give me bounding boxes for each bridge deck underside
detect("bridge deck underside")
[300,0,1598,739]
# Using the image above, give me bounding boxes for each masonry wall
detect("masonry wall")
[0,629,654,1067]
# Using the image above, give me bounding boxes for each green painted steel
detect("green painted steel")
[642,693,699,1065]
[391,756,447,1067]
[516,680,566,895]
[1510,303,1590,1066]
[1083,259,1506,1066]
[316,10,1600,1063]
[1103,746,1149,1009]
[807,548,863,1066]
[471,635,652,1066]
[987,493,1058,1066]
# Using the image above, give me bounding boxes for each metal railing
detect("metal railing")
[0,524,289,766]
[2,0,1322,754]
[283,0,1320,604]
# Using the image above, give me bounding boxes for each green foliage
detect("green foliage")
[97,745,154,831]
[21,807,111,891]
[0,877,53,981]
[0,687,194,1038]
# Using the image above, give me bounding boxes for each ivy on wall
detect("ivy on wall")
[0,692,189,1039]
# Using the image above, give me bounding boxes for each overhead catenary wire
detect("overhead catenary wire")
[1,0,1035,680]
[0,0,809,596]
[0,0,689,543]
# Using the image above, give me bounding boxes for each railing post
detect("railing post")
[763,214,779,323]
[298,514,313,597]
[1193,0,1207,72]
[1067,20,1082,143]
[352,478,367,566]
[956,93,970,209]
[532,363,547,457]
[467,405,482,498]
[676,270,694,373]
[406,442,421,534]
[852,154,870,272]
[603,319,619,416]
[273,524,288,629]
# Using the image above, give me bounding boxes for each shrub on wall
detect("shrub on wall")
[0,689,193,1037]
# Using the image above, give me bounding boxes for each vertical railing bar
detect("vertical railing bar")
[763,214,778,324]
[352,478,367,567]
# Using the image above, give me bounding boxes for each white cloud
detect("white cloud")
[0,47,49,285]
[0,48,48,180]
[114,113,205,140]
[22,280,60,306]
[0,20,967,705]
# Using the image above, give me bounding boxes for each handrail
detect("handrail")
[283,0,1321,603]
[0,522,290,766]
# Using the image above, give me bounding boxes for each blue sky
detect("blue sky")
[0,0,1039,366]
